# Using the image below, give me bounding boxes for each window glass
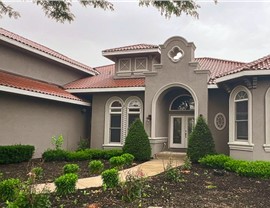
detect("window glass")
[171,95,194,111]
[235,92,248,140]
[128,114,140,128]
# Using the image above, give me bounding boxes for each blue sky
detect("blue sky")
[1,1,270,67]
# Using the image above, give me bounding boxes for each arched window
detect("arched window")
[229,86,253,151]
[127,99,142,128]
[264,87,270,152]
[170,95,194,111]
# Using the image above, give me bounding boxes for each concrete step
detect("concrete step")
[155,151,186,160]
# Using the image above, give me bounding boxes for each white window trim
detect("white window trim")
[264,87,270,152]
[104,97,124,146]
[228,86,254,151]
[135,57,148,71]
[118,58,131,72]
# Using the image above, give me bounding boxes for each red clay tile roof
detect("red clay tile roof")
[217,54,270,78]
[196,57,246,84]
[65,64,145,89]
[0,71,83,101]
[103,44,159,53]
[0,28,98,75]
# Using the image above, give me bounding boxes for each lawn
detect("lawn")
[1,161,270,208]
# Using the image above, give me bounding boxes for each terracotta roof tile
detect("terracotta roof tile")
[103,44,159,53]
[0,71,83,101]
[65,64,145,89]
[196,57,246,84]
[217,54,270,78]
[0,28,98,75]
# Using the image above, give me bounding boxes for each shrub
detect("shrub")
[31,167,44,179]
[236,161,270,179]
[42,149,68,162]
[187,115,216,163]
[101,168,119,189]
[77,138,89,151]
[84,149,105,159]
[181,156,192,171]
[109,156,126,169]
[66,150,92,161]
[0,178,20,202]
[123,119,151,161]
[164,161,183,182]
[103,149,123,159]
[63,164,80,174]
[0,145,35,164]
[199,154,231,169]
[54,173,78,195]
[224,159,247,172]
[51,135,64,150]
[121,153,135,166]
[88,160,104,174]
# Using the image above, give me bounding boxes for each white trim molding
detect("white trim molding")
[67,87,145,93]
[102,48,160,57]
[0,85,90,106]
[264,87,270,152]
[214,113,226,131]
[228,85,254,151]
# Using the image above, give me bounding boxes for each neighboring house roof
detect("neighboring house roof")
[103,44,159,53]
[0,70,90,106]
[65,64,145,92]
[0,28,98,76]
[196,57,246,84]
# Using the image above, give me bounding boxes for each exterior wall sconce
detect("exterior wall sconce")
[146,114,152,122]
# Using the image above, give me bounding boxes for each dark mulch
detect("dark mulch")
[1,162,270,208]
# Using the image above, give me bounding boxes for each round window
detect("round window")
[214,113,226,131]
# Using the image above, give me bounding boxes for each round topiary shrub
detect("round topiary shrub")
[123,119,151,161]
[187,115,216,163]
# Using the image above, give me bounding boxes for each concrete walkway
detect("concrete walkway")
[36,155,185,193]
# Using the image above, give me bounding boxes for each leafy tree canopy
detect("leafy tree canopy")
[0,0,217,23]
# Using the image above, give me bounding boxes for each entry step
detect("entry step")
[155,151,186,160]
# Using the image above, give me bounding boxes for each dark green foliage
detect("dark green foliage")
[236,161,270,179]
[0,145,34,164]
[66,150,92,161]
[88,160,104,174]
[199,154,231,169]
[121,153,135,166]
[42,149,68,162]
[0,178,20,202]
[123,119,151,161]
[224,159,247,172]
[109,156,126,169]
[103,149,123,159]
[101,168,119,189]
[187,115,216,163]
[63,164,80,174]
[54,173,78,195]
[76,138,90,151]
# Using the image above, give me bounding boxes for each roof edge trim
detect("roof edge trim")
[102,48,160,56]
[67,87,145,93]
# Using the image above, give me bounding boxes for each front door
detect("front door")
[169,115,194,148]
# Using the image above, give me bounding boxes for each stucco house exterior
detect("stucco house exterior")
[1,28,270,161]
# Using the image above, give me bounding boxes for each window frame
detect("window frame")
[264,87,270,152]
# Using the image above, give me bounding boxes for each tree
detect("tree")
[123,119,151,161]
[187,115,216,163]
[0,0,217,23]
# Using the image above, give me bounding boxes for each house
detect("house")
[1,28,270,161]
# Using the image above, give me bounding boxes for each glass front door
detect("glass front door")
[169,116,194,148]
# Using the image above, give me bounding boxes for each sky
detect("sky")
[1,1,270,68]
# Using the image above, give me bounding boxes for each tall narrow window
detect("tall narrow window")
[109,101,122,143]
[127,99,141,128]
[235,91,248,140]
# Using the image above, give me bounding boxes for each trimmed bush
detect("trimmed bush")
[236,161,270,179]
[103,149,123,159]
[224,159,247,172]
[88,160,104,174]
[42,149,68,162]
[66,150,92,161]
[101,168,119,189]
[187,115,216,163]
[0,145,34,164]
[121,153,135,166]
[199,154,231,169]
[0,178,20,202]
[123,119,151,161]
[54,173,78,195]
[109,156,126,169]
[63,164,80,174]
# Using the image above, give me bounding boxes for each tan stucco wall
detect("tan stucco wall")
[208,89,229,155]
[91,92,144,149]
[0,41,87,85]
[0,92,90,158]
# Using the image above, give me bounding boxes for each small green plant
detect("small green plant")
[54,173,78,195]
[101,168,119,189]
[206,184,217,189]
[0,178,20,202]
[52,134,64,150]
[109,156,126,169]
[77,138,89,151]
[88,160,104,174]
[63,164,80,174]
[121,153,135,166]
[31,167,44,180]
[164,161,183,182]
[120,169,145,202]
[199,154,231,169]
[42,149,68,162]
[182,156,192,170]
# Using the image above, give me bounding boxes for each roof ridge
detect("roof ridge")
[196,57,246,64]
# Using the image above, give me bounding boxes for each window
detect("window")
[135,57,148,71]
[264,87,270,152]
[119,58,131,71]
[228,86,253,151]
[127,99,142,128]
[170,95,194,111]
[109,101,122,143]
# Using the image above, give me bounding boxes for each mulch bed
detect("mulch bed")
[1,161,270,207]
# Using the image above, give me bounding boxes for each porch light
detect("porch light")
[146,114,152,122]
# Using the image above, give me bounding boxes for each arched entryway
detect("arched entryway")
[151,83,198,150]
